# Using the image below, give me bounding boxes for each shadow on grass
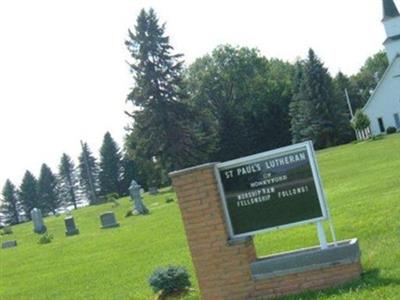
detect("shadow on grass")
[281,268,400,300]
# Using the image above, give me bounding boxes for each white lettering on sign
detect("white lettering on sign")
[265,152,306,169]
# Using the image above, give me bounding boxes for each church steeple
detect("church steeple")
[382,0,400,63]
[383,0,400,19]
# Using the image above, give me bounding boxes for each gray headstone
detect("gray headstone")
[2,240,17,249]
[64,216,80,236]
[148,186,158,195]
[129,180,149,215]
[100,212,120,229]
[31,208,46,234]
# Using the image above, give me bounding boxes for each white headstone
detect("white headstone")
[31,208,46,234]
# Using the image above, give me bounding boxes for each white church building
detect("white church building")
[361,0,400,136]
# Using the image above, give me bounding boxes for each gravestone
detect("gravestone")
[148,186,158,195]
[31,208,46,234]
[129,180,149,215]
[2,240,17,249]
[100,212,119,229]
[64,216,80,236]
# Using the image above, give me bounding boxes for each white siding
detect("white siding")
[383,16,400,37]
[385,39,400,63]
[364,57,400,135]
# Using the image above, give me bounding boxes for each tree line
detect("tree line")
[1,8,388,225]
[1,132,136,225]
[124,8,388,188]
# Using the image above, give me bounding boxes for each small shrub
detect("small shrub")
[38,233,53,245]
[371,134,384,141]
[165,197,174,204]
[386,126,397,134]
[1,226,13,235]
[105,193,120,207]
[149,266,191,296]
[106,193,119,202]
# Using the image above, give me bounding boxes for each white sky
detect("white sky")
[0,0,395,188]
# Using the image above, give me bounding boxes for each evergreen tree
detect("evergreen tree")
[125,8,204,171]
[290,49,336,149]
[19,170,39,219]
[78,142,99,204]
[332,72,356,144]
[1,179,20,225]
[59,153,78,209]
[289,61,316,144]
[99,132,122,196]
[38,164,60,214]
[119,155,137,196]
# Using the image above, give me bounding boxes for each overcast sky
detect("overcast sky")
[0,0,394,188]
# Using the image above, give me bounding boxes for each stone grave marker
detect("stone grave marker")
[64,216,80,236]
[100,212,120,229]
[129,180,149,215]
[148,186,158,195]
[31,208,47,234]
[2,240,17,249]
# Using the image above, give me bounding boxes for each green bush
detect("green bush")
[38,233,53,245]
[105,193,119,202]
[165,197,174,204]
[105,193,120,207]
[371,134,384,141]
[386,126,397,134]
[149,266,191,296]
[125,210,133,218]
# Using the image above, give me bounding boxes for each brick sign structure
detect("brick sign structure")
[170,151,362,299]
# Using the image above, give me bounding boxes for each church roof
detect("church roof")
[383,0,400,19]
[384,33,400,44]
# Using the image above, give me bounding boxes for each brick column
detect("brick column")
[170,163,256,300]
[170,163,362,300]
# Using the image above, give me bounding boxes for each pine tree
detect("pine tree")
[59,153,78,210]
[125,8,203,171]
[19,170,39,219]
[38,164,60,214]
[290,61,311,143]
[78,142,99,204]
[119,155,137,196]
[289,49,335,148]
[1,179,20,225]
[332,72,356,144]
[99,132,122,196]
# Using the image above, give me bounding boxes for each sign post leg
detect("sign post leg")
[317,221,328,249]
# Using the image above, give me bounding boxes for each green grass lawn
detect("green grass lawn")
[1,134,399,300]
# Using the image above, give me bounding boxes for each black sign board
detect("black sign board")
[216,141,328,238]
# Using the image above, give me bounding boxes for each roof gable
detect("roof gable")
[361,54,400,113]
[383,0,400,19]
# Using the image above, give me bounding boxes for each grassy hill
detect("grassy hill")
[1,134,399,300]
